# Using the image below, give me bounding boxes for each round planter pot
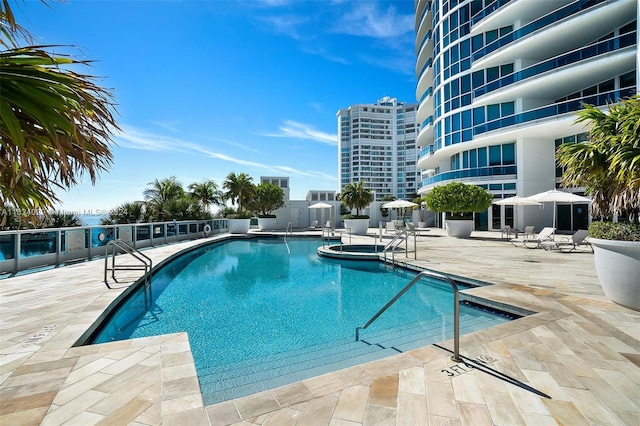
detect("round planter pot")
[227,218,251,234]
[445,220,473,238]
[257,217,278,231]
[590,238,640,311]
[344,218,369,235]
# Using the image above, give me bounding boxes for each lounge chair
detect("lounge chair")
[501,225,514,239]
[510,227,555,248]
[541,229,592,252]
[385,221,396,234]
[307,220,320,230]
[522,225,535,238]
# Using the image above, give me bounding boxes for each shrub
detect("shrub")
[423,182,493,217]
[589,221,640,241]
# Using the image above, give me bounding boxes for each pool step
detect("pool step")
[199,310,504,405]
[200,340,394,405]
[364,315,501,352]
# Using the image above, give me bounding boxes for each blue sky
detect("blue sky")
[18,0,417,213]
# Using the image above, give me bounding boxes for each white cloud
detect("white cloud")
[257,14,311,40]
[115,125,336,180]
[260,120,337,146]
[333,3,414,39]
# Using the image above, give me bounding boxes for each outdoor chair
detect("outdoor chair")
[307,220,320,230]
[522,225,535,238]
[385,221,396,234]
[501,225,514,239]
[541,229,592,252]
[510,227,555,248]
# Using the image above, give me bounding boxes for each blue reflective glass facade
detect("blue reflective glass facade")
[415,0,637,194]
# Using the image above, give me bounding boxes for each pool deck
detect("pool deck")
[0,229,638,425]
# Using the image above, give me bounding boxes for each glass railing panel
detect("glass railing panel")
[420,87,433,102]
[421,165,517,186]
[61,229,88,253]
[421,116,433,128]
[472,0,605,61]
[20,232,57,258]
[91,227,115,248]
[474,32,636,97]
[474,87,635,136]
[419,30,432,51]
[0,234,15,260]
[152,224,165,238]
[471,0,512,26]
[418,58,433,78]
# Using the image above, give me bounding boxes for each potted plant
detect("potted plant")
[380,195,395,222]
[413,196,428,227]
[337,181,373,235]
[556,95,640,310]
[222,172,255,233]
[423,181,493,238]
[250,182,285,231]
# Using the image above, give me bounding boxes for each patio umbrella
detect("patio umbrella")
[523,190,591,229]
[382,200,418,221]
[308,202,333,226]
[493,196,541,231]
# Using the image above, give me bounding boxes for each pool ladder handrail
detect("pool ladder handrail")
[355,270,461,362]
[104,239,152,289]
[283,222,292,254]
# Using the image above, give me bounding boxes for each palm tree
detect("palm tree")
[222,172,254,216]
[46,212,83,228]
[144,176,184,206]
[0,2,119,226]
[557,95,640,220]
[188,180,222,211]
[101,202,146,225]
[338,181,373,217]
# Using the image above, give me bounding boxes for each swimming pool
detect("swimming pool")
[90,237,515,404]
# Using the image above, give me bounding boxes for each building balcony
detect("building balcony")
[420,165,518,189]
[474,87,635,136]
[471,0,633,70]
[471,0,573,34]
[473,33,636,106]
[416,59,433,98]
[415,0,432,36]
[416,116,434,148]
[416,87,433,124]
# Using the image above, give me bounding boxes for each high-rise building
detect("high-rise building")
[338,96,421,201]
[414,0,637,231]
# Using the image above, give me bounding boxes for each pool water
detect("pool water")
[91,237,514,404]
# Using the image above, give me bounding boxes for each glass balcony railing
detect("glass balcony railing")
[420,116,433,130]
[474,32,636,98]
[472,0,605,62]
[418,29,433,52]
[421,165,517,186]
[419,145,434,158]
[419,87,433,103]
[474,87,636,136]
[470,0,512,26]
[417,1,432,30]
[418,58,433,79]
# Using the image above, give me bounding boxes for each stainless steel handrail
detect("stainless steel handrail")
[104,239,152,289]
[283,222,292,254]
[355,270,461,362]
[381,230,408,264]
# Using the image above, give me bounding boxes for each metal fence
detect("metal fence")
[0,219,228,275]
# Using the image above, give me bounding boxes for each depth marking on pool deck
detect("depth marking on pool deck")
[440,354,497,378]
[22,325,56,347]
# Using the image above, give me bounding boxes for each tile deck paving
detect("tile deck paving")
[0,229,638,425]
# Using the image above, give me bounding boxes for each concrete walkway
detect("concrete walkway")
[0,230,638,425]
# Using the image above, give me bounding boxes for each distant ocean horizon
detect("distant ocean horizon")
[79,214,104,227]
